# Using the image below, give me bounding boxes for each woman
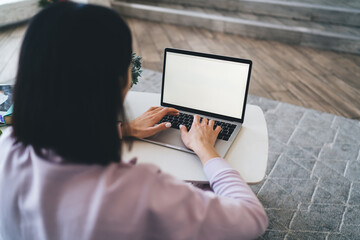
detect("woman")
[0,2,268,239]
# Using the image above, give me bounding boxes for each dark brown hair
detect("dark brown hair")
[13,2,132,165]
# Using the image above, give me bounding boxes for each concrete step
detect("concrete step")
[0,0,39,28]
[116,0,360,27]
[111,1,360,54]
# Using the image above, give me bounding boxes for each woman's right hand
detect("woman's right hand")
[120,106,179,139]
[179,115,222,165]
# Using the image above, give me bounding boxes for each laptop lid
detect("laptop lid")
[161,48,252,123]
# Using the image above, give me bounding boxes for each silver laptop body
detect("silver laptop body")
[142,48,252,158]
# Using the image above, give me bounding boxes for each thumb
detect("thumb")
[179,124,188,136]
[179,125,190,147]
[149,122,172,134]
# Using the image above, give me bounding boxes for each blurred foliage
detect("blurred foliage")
[131,53,142,87]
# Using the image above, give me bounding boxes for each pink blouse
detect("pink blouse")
[0,128,267,240]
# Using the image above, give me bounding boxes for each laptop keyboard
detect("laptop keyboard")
[158,112,237,141]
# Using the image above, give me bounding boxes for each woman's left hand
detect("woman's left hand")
[121,106,179,139]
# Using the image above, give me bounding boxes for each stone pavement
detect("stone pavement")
[132,69,360,239]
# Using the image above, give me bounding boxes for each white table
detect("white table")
[123,91,268,184]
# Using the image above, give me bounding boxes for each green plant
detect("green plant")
[131,53,142,87]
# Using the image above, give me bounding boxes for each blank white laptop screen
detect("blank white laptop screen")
[163,51,250,119]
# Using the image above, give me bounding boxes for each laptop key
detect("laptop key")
[223,135,230,141]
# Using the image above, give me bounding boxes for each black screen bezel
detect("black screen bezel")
[161,48,252,123]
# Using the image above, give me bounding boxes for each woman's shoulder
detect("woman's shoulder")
[112,160,162,182]
[110,160,185,190]
[131,161,161,174]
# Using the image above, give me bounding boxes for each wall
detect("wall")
[0,0,111,28]
[0,0,40,27]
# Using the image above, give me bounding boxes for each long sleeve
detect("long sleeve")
[204,157,268,238]
[146,158,268,240]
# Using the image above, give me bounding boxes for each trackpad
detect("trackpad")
[145,128,192,153]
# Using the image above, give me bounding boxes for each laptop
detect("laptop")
[142,48,252,158]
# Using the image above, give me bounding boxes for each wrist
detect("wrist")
[118,122,134,138]
[194,145,220,165]
[123,122,140,138]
